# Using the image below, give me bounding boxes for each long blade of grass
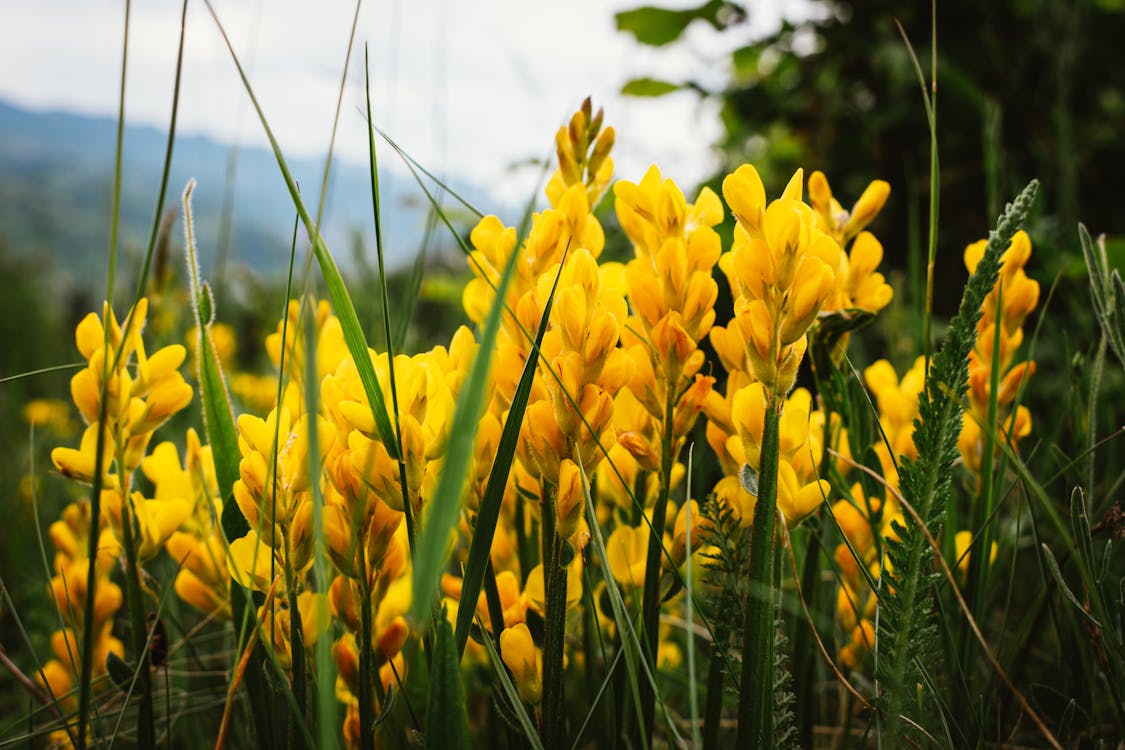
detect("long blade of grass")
[409,219,522,624]
[203,0,401,462]
[363,44,416,560]
[477,615,546,750]
[77,2,133,743]
[453,254,565,658]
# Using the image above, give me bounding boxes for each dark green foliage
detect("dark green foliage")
[876,180,1038,744]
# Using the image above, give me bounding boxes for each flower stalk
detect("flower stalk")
[736,395,782,749]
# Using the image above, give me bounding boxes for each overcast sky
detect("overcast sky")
[0,0,792,207]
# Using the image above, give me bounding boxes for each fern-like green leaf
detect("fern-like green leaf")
[876,180,1038,745]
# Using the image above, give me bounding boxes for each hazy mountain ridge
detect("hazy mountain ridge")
[0,99,490,289]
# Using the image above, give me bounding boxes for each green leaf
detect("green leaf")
[621,77,682,97]
[739,464,760,496]
[182,181,240,505]
[425,616,472,750]
[615,0,734,46]
[453,256,564,658]
[1041,544,1101,627]
[410,222,522,624]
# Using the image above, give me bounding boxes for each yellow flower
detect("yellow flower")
[954,530,999,582]
[606,524,650,587]
[721,165,841,394]
[959,230,1039,473]
[500,623,543,705]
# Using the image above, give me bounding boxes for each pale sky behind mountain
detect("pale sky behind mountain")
[0,0,800,207]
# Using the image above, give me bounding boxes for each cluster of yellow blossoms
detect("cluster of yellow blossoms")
[30,101,1040,746]
[40,299,215,750]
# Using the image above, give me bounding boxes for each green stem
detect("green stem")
[540,484,567,749]
[119,488,156,750]
[736,396,782,750]
[701,623,728,750]
[639,385,676,744]
[356,529,376,750]
[963,282,1006,668]
[284,534,307,750]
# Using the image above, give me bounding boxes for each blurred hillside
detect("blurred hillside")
[0,99,492,291]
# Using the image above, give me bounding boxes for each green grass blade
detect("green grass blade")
[203,0,401,461]
[372,125,485,219]
[580,463,686,750]
[477,615,546,750]
[78,2,132,742]
[425,616,471,749]
[409,221,522,624]
[363,44,415,552]
[453,255,565,658]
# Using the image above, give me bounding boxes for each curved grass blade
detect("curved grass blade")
[409,223,522,624]
[202,0,401,462]
[453,253,565,658]
[477,614,546,750]
[425,616,471,749]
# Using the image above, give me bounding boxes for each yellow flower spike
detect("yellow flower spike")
[839,619,876,670]
[51,424,112,486]
[75,312,105,360]
[780,255,835,346]
[832,493,876,560]
[953,530,999,581]
[845,232,894,312]
[731,381,768,468]
[520,400,564,479]
[776,460,829,525]
[377,616,411,662]
[500,623,542,705]
[288,499,316,572]
[69,366,102,426]
[332,633,361,698]
[555,459,585,540]
[523,562,583,616]
[130,491,192,562]
[297,592,332,647]
[735,297,776,371]
[227,531,278,592]
[722,164,768,236]
[671,499,702,566]
[133,344,187,396]
[605,524,650,587]
[174,569,230,618]
[842,180,891,240]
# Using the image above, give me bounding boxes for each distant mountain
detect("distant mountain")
[0,99,492,289]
